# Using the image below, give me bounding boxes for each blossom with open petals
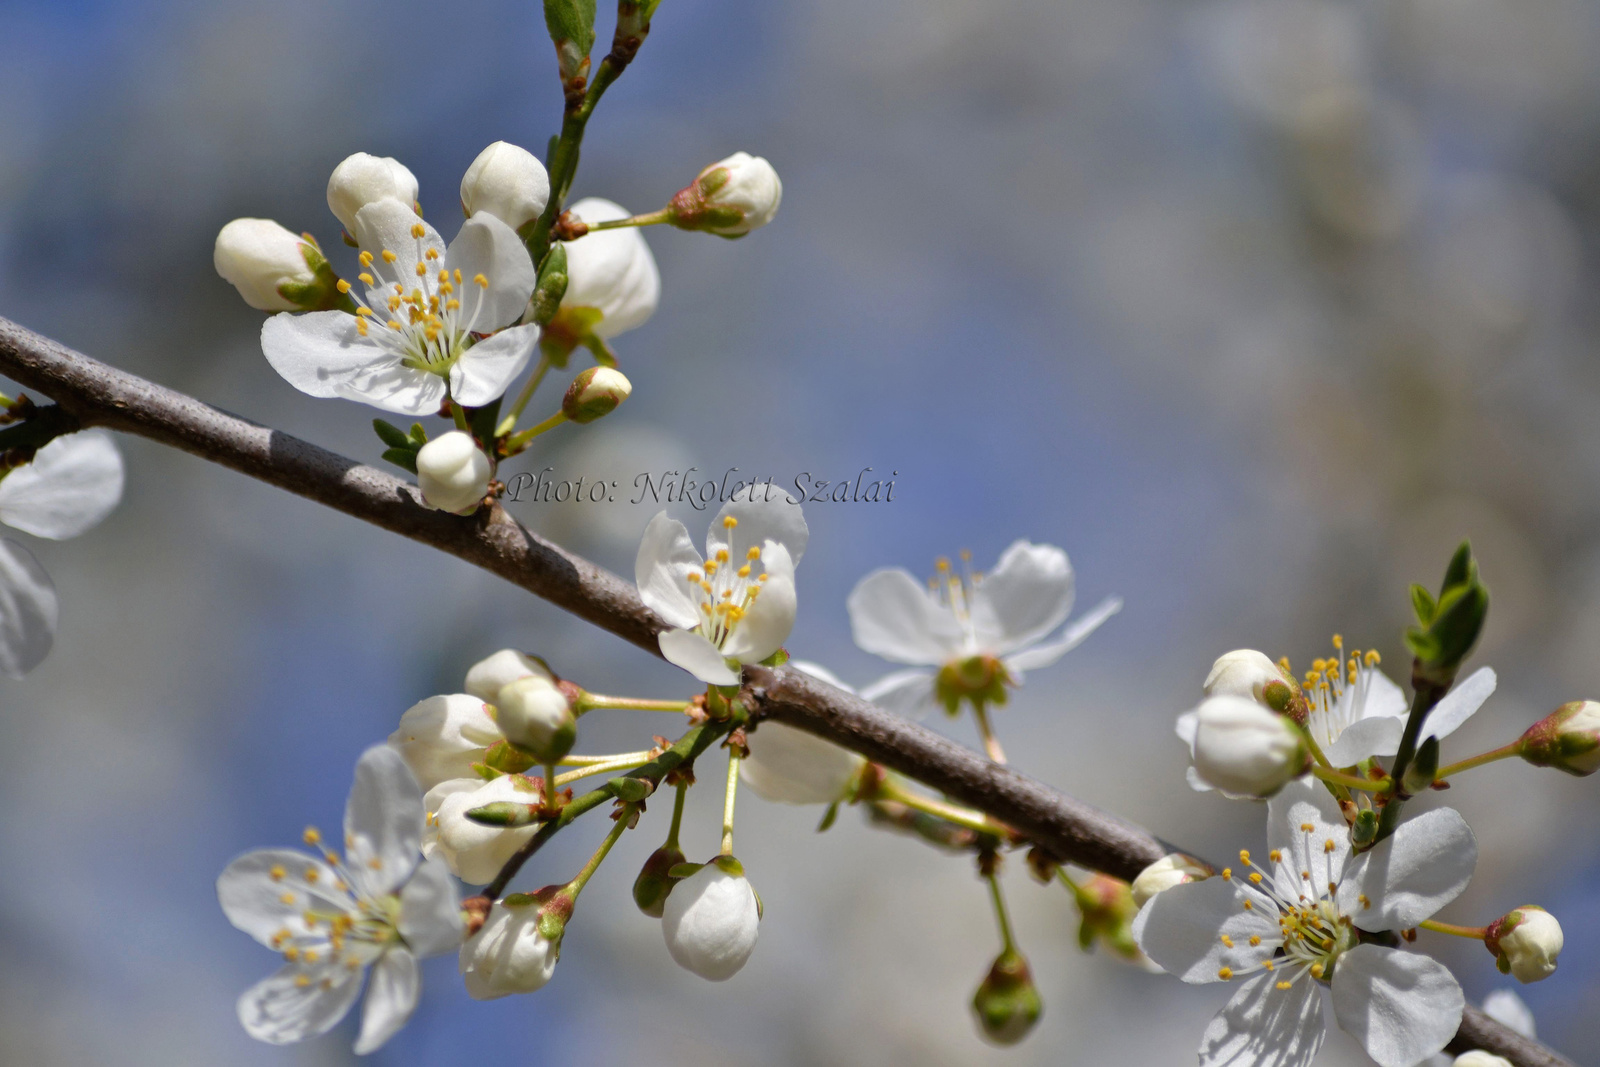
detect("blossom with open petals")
[848,541,1120,718]
[217,746,462,1054]
[635,493,808,685]
[1134,778,1476,1067]
[262,191,538,414]
[0,430,123,677]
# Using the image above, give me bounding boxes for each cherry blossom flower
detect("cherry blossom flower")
[848,541,1120,719]
[0,430,123,677]
[635,493,808,685]
[661,858,761,981]
[217,746,462,1054]
[1133,779,1476,1067]
[740,661,866,805]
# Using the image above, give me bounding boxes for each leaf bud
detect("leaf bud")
[632,843,687,917]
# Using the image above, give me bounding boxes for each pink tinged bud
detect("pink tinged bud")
[460,141,551,233]
[1486,906,1562,983]
[213,219,323,311]
[326,152,419,232]
[1130,853,1212,909]
[415,431,492,514]
[562,366,631,424]
[1191,695,1308,797]
[661,859,761,981]
[1518,700,1600,776]
[459,898,558,999]
[666,152,783,237]
[495,674,576,764]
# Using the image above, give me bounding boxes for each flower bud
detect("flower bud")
[1130,853,1211,909]
[1518,700,1600,776]
[326,152,419,233]
[387,693,503,792]
[213,219,330,312]
[661,856,760,981]
[970,949,1042,1046]
[425,775,542,884]
[463,649,547,704]
[459,897,559,999]
[496,674,577,764]
[460,141,551,234]
[1190,695,1308,797]
[1454,1053,1513,1067]
[1204,649,1295,713]
[561,366,632,424]
[739,720,866,805]
[415,431,492,514]
[1070,873,1141,962]
[1487,906,1562,984]
[632,843,687,918]
[559,197,660,339]
[666,152,783,238]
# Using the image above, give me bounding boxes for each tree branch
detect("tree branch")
[0,314,1571,1067]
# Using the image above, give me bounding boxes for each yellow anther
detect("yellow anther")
[323,851,339,866]
[284,946,300,961]
[359,251,374,266]
[1243,900,1253,910]
[737,565,751,578]
[268,865,286,882]
[1218,967,1233,980]
[446,299,460,311]
[303,827,322,845]
[1365,650,1380,665]
[1220,935,1234,948]
[703,560,718,575]
[336,279,352,294]
[279,892,295,906]
[387,321,401,331]
[415,262,427,276]
[1278,656,1292,674]
[302,949,319,963]
[745,546,760,560]
[1249,872,1263,884]
[723,515,738,529]
[355,306,373,317]
[304,867,320,883]
[1312,658,1326,671]
[302,911,318,926]
[473,273,489,288]
[1221,868,1232,880]
[454,269,462,284]
[1263,960,1275,971]
[1239,850,1251,864]
[425,248,439,260]
[716,549,730,564]
[1268,850,1282,863]
[335,880,349,892]
[357,272,374,286]
[1310,963,1324,979]
[1332,634,1343,649]
[356,319,369,337]
[1277,980,1293,990]
[367,857,382,870]
[1358,894,1370,909]
[410,223,426,239]
[1300,823,1314,833]
[1324,839,1336,853]
[381,250,398,264]
[294,974,311,988]
[1302,871,1310,881]
[757,573,769,583]
[1248,935,1261,946]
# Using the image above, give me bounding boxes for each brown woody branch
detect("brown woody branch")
[0,315,1571,1067]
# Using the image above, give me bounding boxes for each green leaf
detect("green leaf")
[1441,540,1474,593]
[544,0,596,55]
[502,893,539,907]
[408,422,429,445]
[1409,584,1436,626]
[817,800,839,833]
[381,447,419,474]
[667,862,704,880]
[372,419,411,449]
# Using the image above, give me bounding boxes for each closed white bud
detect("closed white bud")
[496,674,576,763]
[459,899,558,999]
[667,152,783,237]
[1519,700,1600,776]
[562,366,632,424]
[424,775,541,884]
[561,197,660,339]
[1490,906,1562,984]
[326,152,419,232]
[1191,696,1308,797]
[213,219,322,311]
[1454,1053,1513,1067]
[464,649,550,704]
[740,721,864,805]
[661,859,761,981]
[1204,649,1292,710]
[1130,853,1211,909]
[460,141,551,233]
[415,431,492,514]
[387,693,503,792]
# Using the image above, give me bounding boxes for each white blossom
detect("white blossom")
[560,197,660,339]
[1493,906,1562,983]
[848,540,1120,719]
[460,141,550,233]
[459,898,559,999]
[661,860,761,981]
[495,672,576,762]
[262,194,538,414]
[1188,696,1308,797]
[327,153,419,233]
[423,774,542,885]
[740,661,866,805]
[669,152,783,237]
[1423,990,1533,1067]
[1131,853,1211,909]
[463,648,548,704]
[1454,1053,1512,1067]
[415,431,492,514]
[217,746,462,1055]
[635,492,808,685]
[387,693,503,793]
[1204,650,1291,704]
[1134,779,1476,1067]
[214,219,324,311]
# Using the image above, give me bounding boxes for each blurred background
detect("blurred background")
[2,0,1599,1062]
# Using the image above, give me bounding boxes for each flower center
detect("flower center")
[263,825,403,988]
[1213,829,1358,991]
[1291,634,1383,753]
[928,551,981,638]
[934,654,1012,715]
[682,515,769,650]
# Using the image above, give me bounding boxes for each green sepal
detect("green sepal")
[759,648,790,668]
[537,907,568,942]
[408,423,428,444]
[465,801,540,827]
[710,854,746,877]
[467,399,502,445]
[752,885,763,920]
[502,892,539,907]
[607,776,652,803]
[817,800,839,833]
[1350,809,1379,848]
[483,739,537,774]
[373,419,412,449]
[468,761,504,782]
[381,447,419,474]
[667,862,705,880]
[1410,584,1437,627]
[1402,735,1440,794]
[529,244,570,325]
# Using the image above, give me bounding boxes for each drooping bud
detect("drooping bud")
[460,141,551,235]
[459,895,560,999]
[1518,700,1600,776]
[632,842,687,917]
[561,366,632,424]
[1486,906,1562,983]
[666,152,783,238]
[326,152,419,233]
[496,673,577,764]
[661,855,760,981]
[464,649,550,705]
[1130,853,1211,909]
[739,720,866,805]
[1069,873,1142,962]
[970,949,1042,1046]
[1204,649,1296,715]
[415,431,493,514]
[386,693,503,792]
[213,220,338,312]
[1190,695,1309,797]
[557,197,660,340]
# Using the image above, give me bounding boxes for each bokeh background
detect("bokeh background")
[2,0,1599,1062]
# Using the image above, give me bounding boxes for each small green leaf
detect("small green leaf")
[373,419,411,449]
[408,422,429,444]
[817,800,839,833]
[1441,540,1474,594]
[667,862,704,880]
[544,0,597,57]
[381,447,419,474]
[502,893,539,907]
[1409,584,1436,626]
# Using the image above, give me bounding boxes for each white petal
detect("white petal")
[1353,669,1409,721]
[1266,778,1351,900]
[353,949,420,1055]
[352,198,445,290]
[967,540,1075,655]
[1330,945,1463,1067]
[1338,806,1476,931]
[332,360,449,416]
[721,542,796,663]
[1186,764,1218,792]
[1176,710,1199,747]
[0,430,123,539]
[740,720,864,805]
[1481,989,1534,1038]
[217,848,352,947]
[658,627,739,685]
[344,745,424,898]
[1002,595,1122,672]
[1132,877,1278,983]
[237,961,362,1046]
[1424,667,1496,743]
[790,660,855,694]
[847,568,964,665]
[1197,971,1326,1067]
[0,539,56,678]
[260,310,392,398]
[858,668,938,719]
[562,197,660,338]
[450,324,539,407]
[1322,715,1405,766]
[707,492,809,566]
[444,211,538,332]
[398,856,463,958]
[634,511,703,629]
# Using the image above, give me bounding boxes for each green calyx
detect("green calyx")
[935,656,1013,718]
[971,950,1042,1046]
[632,844,687,917]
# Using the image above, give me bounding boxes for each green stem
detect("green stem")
[1301,728,1353,806]
[665,779,688,852]
[565,806,631,897]
[876,777,1006,837]
[1418,918,1489,940]
[1309,765,1386,792]
[985,868,1018,955]
[450,401,470,432]
[587,208,671,231]
[543,763,557,808]
[526,56,629,264]
[1372,675,1450,847]
[720,751,741,856]
[575,692,694,715]
[1434,742,1520,781]
[496,353,553,437]
[502,411,568,456]
[559,751,655,767]
[553,753,654,787]
[971,704,1007,764]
